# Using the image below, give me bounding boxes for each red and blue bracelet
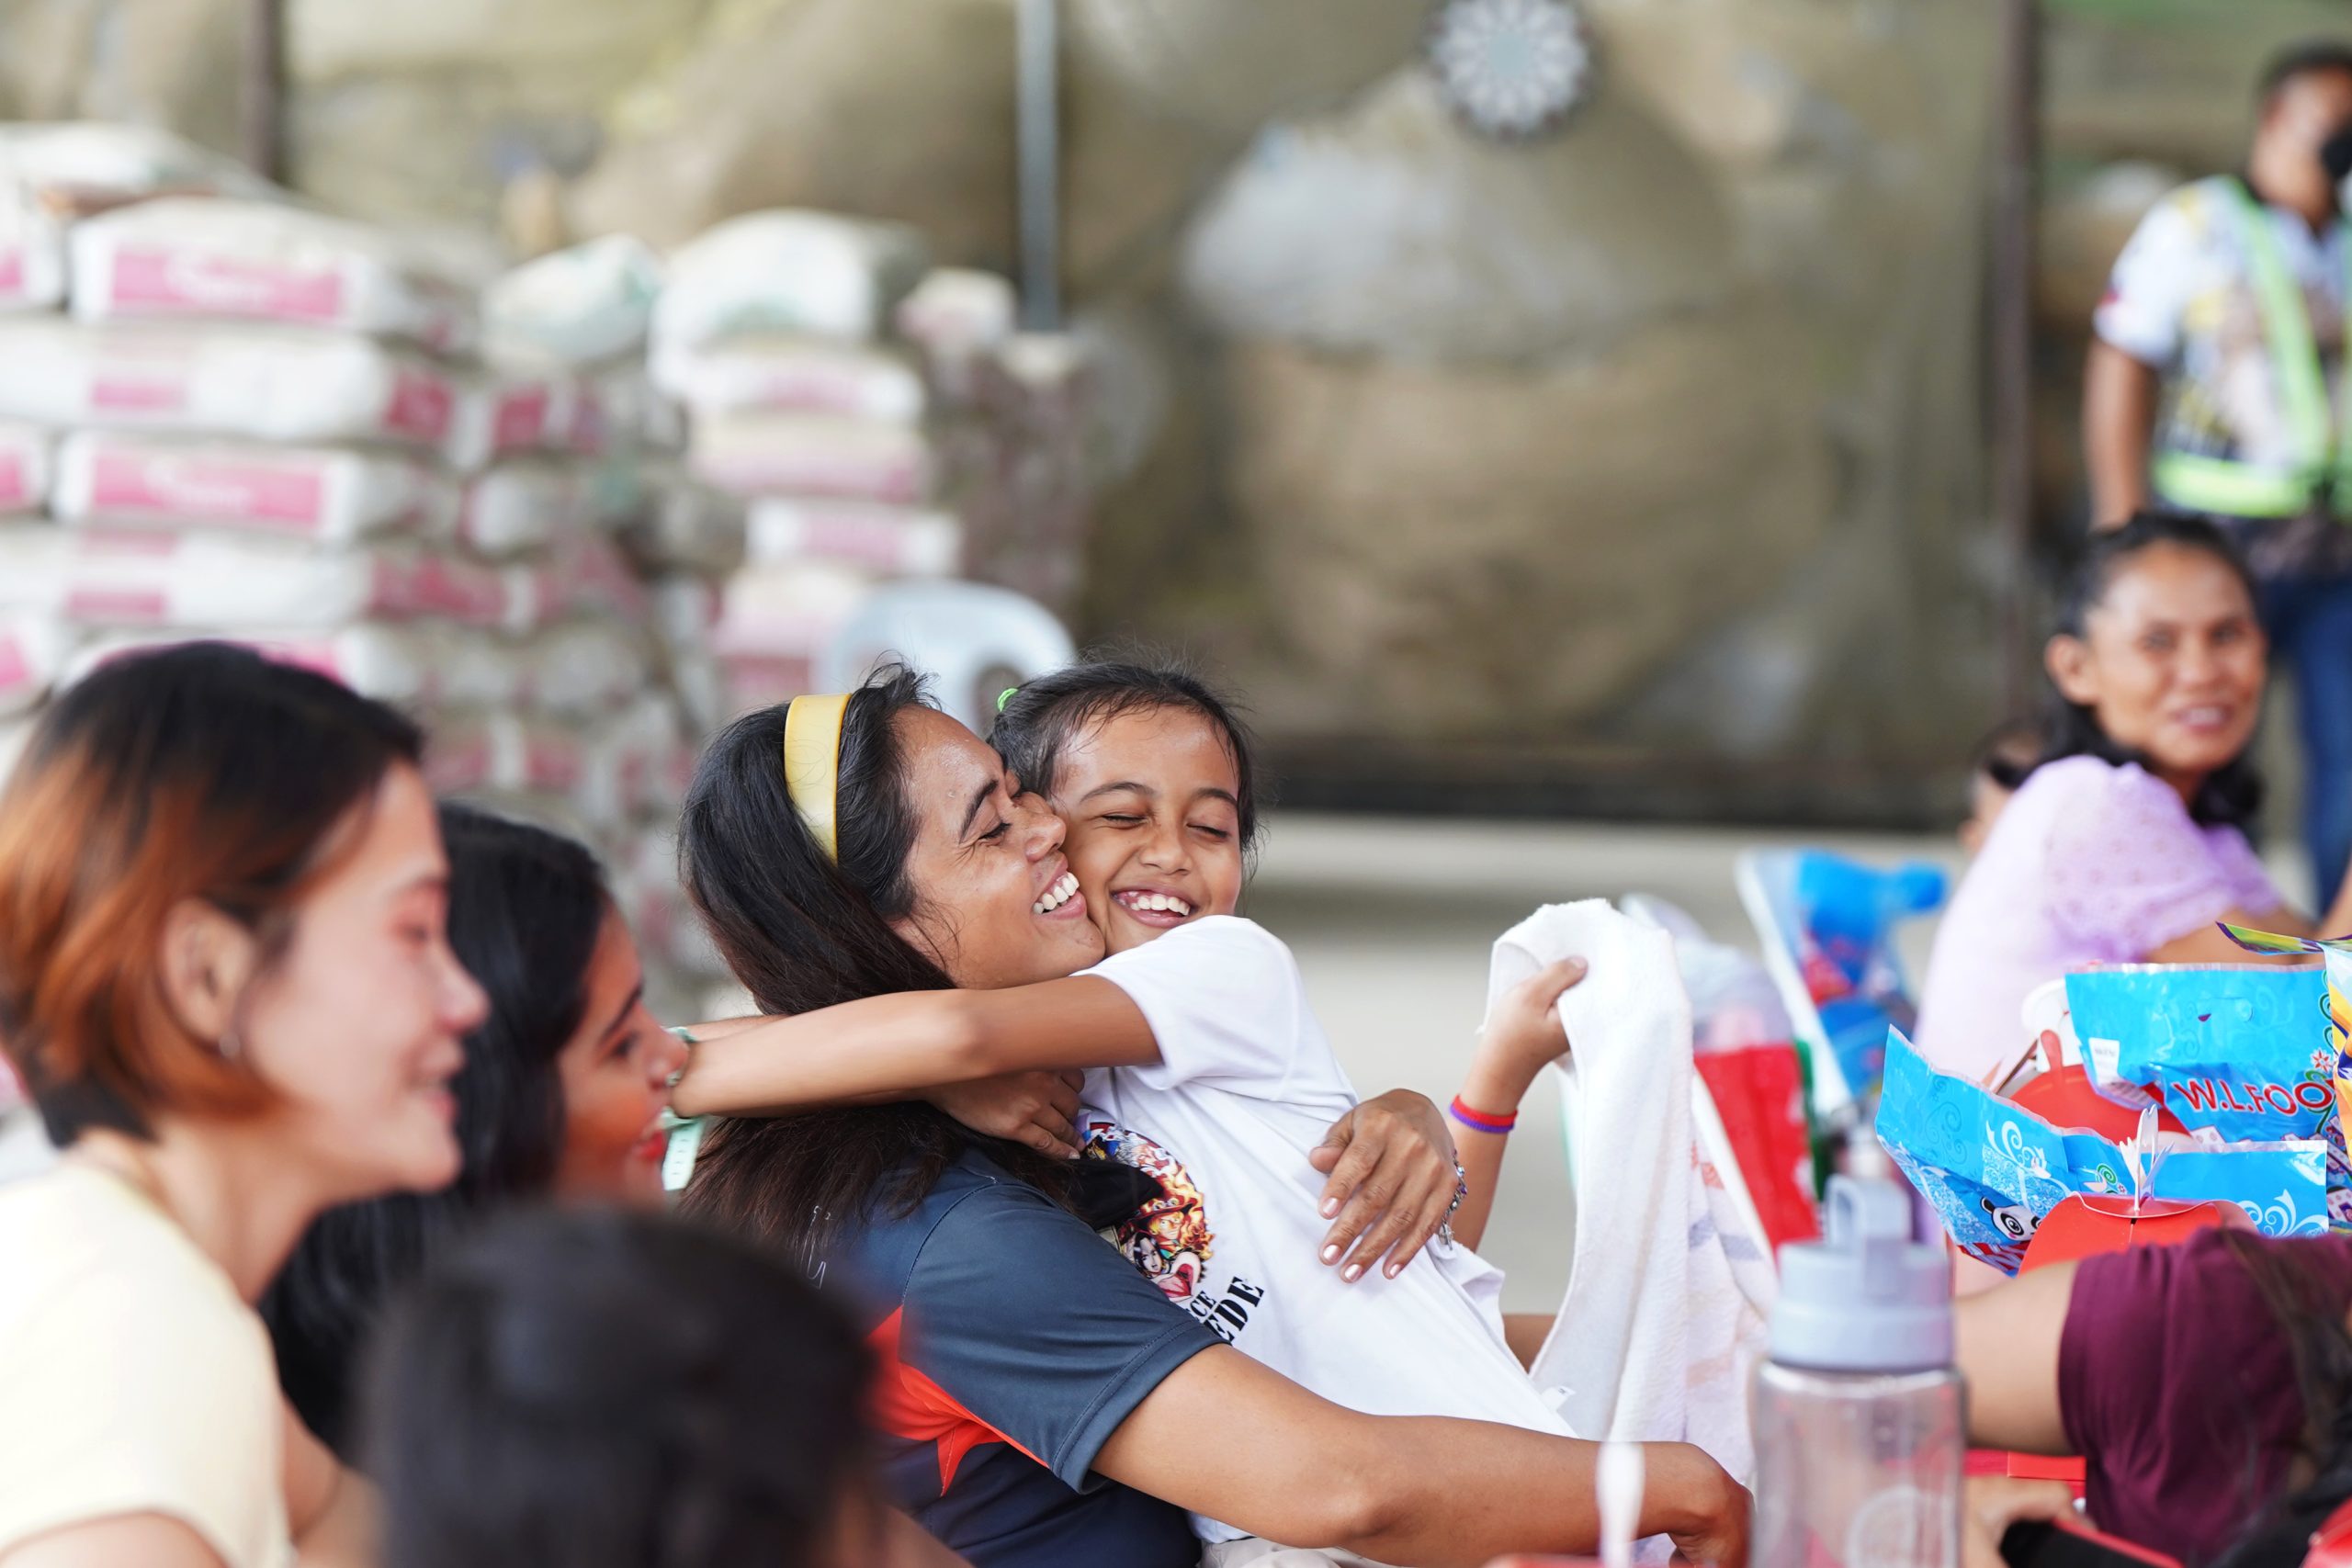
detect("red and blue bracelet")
[1447,1095,1518,1134]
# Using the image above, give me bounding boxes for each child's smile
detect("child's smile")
[1046,707,1247,956]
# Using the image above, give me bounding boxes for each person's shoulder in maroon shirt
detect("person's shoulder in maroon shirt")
[2062,1228,2352,1565]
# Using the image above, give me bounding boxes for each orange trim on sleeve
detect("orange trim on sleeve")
[865,1306,1044,1491]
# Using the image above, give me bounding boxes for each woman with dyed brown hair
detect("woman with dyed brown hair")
[0,643,487,1568]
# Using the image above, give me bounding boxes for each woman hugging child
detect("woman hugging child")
[673,658,1631,1556]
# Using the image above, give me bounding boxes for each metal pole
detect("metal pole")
[1992,0,2041,715]
[1016,0,1062,331]
[243,0,287,183]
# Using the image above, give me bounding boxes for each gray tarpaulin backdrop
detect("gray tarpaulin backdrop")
[9,0,2339,823]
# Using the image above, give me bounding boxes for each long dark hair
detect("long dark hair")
[2032,510,2264,829]
[674,666,1072,1256]
[262,804,610,1455]
[989,653,1266,855]
[366,1206,873,1568]
[2207,1230,2352,1568]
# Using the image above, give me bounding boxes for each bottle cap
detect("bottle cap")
[1771,1177,1952,1373]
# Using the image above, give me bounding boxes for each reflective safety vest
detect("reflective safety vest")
[2152,178,2352,520]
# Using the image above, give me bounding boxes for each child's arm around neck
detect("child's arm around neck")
[669,977,1165,1120]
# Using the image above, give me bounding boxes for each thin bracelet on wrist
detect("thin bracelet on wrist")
[1448,1094,1518,1134]
[665,1026,700,1092]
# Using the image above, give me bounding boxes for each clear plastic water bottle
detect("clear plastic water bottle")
[1755,1177,1962,1568]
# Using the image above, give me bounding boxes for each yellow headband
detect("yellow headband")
[782,692,852,863]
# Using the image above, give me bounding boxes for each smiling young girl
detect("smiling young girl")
[672,661,1623,1557]
[986,660,1581,1262]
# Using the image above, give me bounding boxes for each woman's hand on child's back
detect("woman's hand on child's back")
[1308,1089,1461,1282]
[926,1070,1086,1158]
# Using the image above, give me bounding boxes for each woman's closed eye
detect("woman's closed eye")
[1192,822,1232,840]
[392,905,445,953]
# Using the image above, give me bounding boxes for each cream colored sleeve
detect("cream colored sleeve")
[0,1272,290,1568]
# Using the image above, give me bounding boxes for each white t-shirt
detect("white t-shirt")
[2096,174,2351,476]
[0,1160,293,1568]
[1078,916,1571,1545]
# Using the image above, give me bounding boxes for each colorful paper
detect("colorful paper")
[2071,949,2350,1226]
[2222,923,2352,1123]
[1876,1031,2327,1275]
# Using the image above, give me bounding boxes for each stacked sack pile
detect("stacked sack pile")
[0,126,288,777]
[654,209,1100,725]
[470,235,744,1009]
[0,125,727,1012]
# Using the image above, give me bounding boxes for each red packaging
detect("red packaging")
[2019,1192,2245,1271]
[1694,1044,1819,1252]
[2305,1496,2352,1568]
[2007,1064,2188,1144]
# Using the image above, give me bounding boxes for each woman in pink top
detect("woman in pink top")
[1916,511,2352,1084]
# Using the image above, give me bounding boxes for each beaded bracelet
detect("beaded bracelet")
[1439,1159,1470,1245]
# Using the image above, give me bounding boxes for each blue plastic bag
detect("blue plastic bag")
[1876,1031,2328,1275]
[1738,850,1943,1114]
[2065,964,2351,1225]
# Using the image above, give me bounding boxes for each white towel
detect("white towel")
[1487,899,1768,1486]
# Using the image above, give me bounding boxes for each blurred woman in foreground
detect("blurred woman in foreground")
[1962,1226,2352,1568]
[0,644,488,1568]
[367,1205,943,1568]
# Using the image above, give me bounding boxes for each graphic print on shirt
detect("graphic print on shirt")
[1082,1116,1267,1343]
[1082,1119,1213,1300]
[2101,179,2349,469]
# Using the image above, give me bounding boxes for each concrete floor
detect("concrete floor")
[1248,814,1962,1312]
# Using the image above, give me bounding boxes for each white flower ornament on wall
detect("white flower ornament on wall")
[1424,0,1599,141]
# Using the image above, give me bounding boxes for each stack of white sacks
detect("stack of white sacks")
[473,235,743,1001]
[482,234,744,999]
[0,125,728,1010]
[0,160,1107,1032]
[655,209,1102,720]
[917,291,1102,621]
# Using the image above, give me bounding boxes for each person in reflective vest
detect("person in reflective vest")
[2086,39,2352,904]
